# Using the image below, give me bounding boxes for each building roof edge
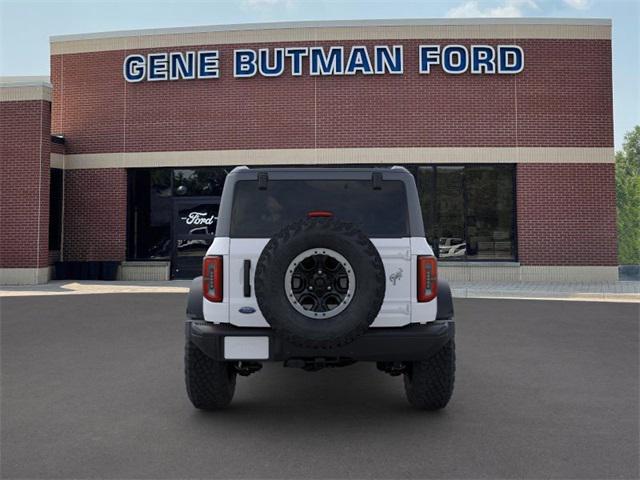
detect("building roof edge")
[49,18,612,43]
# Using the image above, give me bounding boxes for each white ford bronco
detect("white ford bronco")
[185,166,455,410]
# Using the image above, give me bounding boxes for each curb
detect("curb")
[452,288,640,303]
[1,281,639,304]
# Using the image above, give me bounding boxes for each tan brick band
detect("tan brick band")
[1,77,52,102]
[0,85,52,102]
[50,19,611,54]
[55,147,613,170]
[119,262,170,281]
[0,267,50,285]
[440,264,619,282]
[50,153,64,169]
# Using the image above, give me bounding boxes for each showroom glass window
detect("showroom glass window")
[127,164,515,262]
[127,167,231,260]
[415,165,516,261]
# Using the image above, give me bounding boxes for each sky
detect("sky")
[0,0,638,149]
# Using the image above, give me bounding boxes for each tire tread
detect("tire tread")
[254,217,385,349]
[404,340,456,410]
[185,340,236,410]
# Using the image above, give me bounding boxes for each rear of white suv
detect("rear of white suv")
[185,167,455,411]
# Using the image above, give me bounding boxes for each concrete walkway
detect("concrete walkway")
[0,280,192,297]
[1,279,639,303]
[451,280,640,303]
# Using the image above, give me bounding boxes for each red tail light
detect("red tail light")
[203,256,223,302]
[307,210,333,218]
[417,256,438,302]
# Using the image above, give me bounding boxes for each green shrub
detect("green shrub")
[616,126,640,265]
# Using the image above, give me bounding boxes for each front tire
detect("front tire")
[185,340,237,410]
[404,340,455,410]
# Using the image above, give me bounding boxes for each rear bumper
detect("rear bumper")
[186,320,454,362]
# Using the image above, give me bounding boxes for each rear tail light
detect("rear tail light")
[307,211,333,218]
[417,255,438,302]
[203,256,223,302]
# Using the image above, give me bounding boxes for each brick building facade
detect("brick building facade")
[0,79,51,284]
[0,19,617,284]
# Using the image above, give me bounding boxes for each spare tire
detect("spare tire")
[254,217,385,349]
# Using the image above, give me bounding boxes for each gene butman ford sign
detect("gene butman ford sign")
[123,44,524,82]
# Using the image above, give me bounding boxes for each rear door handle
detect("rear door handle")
[243,260,251,297]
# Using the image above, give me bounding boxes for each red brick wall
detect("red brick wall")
[51,39,613,154]
[62,169,127,261]
[51,140,65,154]
[51,54,63,136]
[0,100,50,268]
[516,163,617,266]
[48,35,615,268]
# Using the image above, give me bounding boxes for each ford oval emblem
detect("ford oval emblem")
[239,306,256,314]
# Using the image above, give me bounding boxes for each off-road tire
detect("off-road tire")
[254,217,385,349]
[404,340,455,410]
[185,340,237,410]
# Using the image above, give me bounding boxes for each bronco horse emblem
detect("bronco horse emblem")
[389,268,403,286]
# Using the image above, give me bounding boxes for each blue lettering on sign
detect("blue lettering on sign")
[123,54,146,82]
[169,52,196,80]
[498,45,524,74]
[442,45,468,74]
[258,48,285,77]
[310,46,344,75]
[419,45,440,74]
[419,44,523,75]
[123,44,524,82]
[470,45,496,74]
[375,45,403,74]
[285,47,308,76]
[147,53,169,81]
[234,49,257,77]
[345,46,374,75]
[198,51,219,79]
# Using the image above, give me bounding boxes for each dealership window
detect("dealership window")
[127,164,515,262]
[127,167,231,261]
[415,165,516,261]
[48,168,63,251]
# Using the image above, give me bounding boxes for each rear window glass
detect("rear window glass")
[230,179,409,238]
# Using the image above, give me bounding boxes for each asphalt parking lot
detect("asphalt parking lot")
[1,294,638,479]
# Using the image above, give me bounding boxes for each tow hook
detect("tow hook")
[235,361,263,376]
[284,357,356,371]
[376,361,407,376]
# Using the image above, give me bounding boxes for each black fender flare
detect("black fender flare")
[436,279,454,320]
[186,276,204,320]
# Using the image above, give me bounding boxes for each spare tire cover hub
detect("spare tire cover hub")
[284,248,356,319]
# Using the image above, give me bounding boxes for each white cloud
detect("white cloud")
[562,0,590,10]
[446,0,539,18]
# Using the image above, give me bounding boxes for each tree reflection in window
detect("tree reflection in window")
[173,168,229,196]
